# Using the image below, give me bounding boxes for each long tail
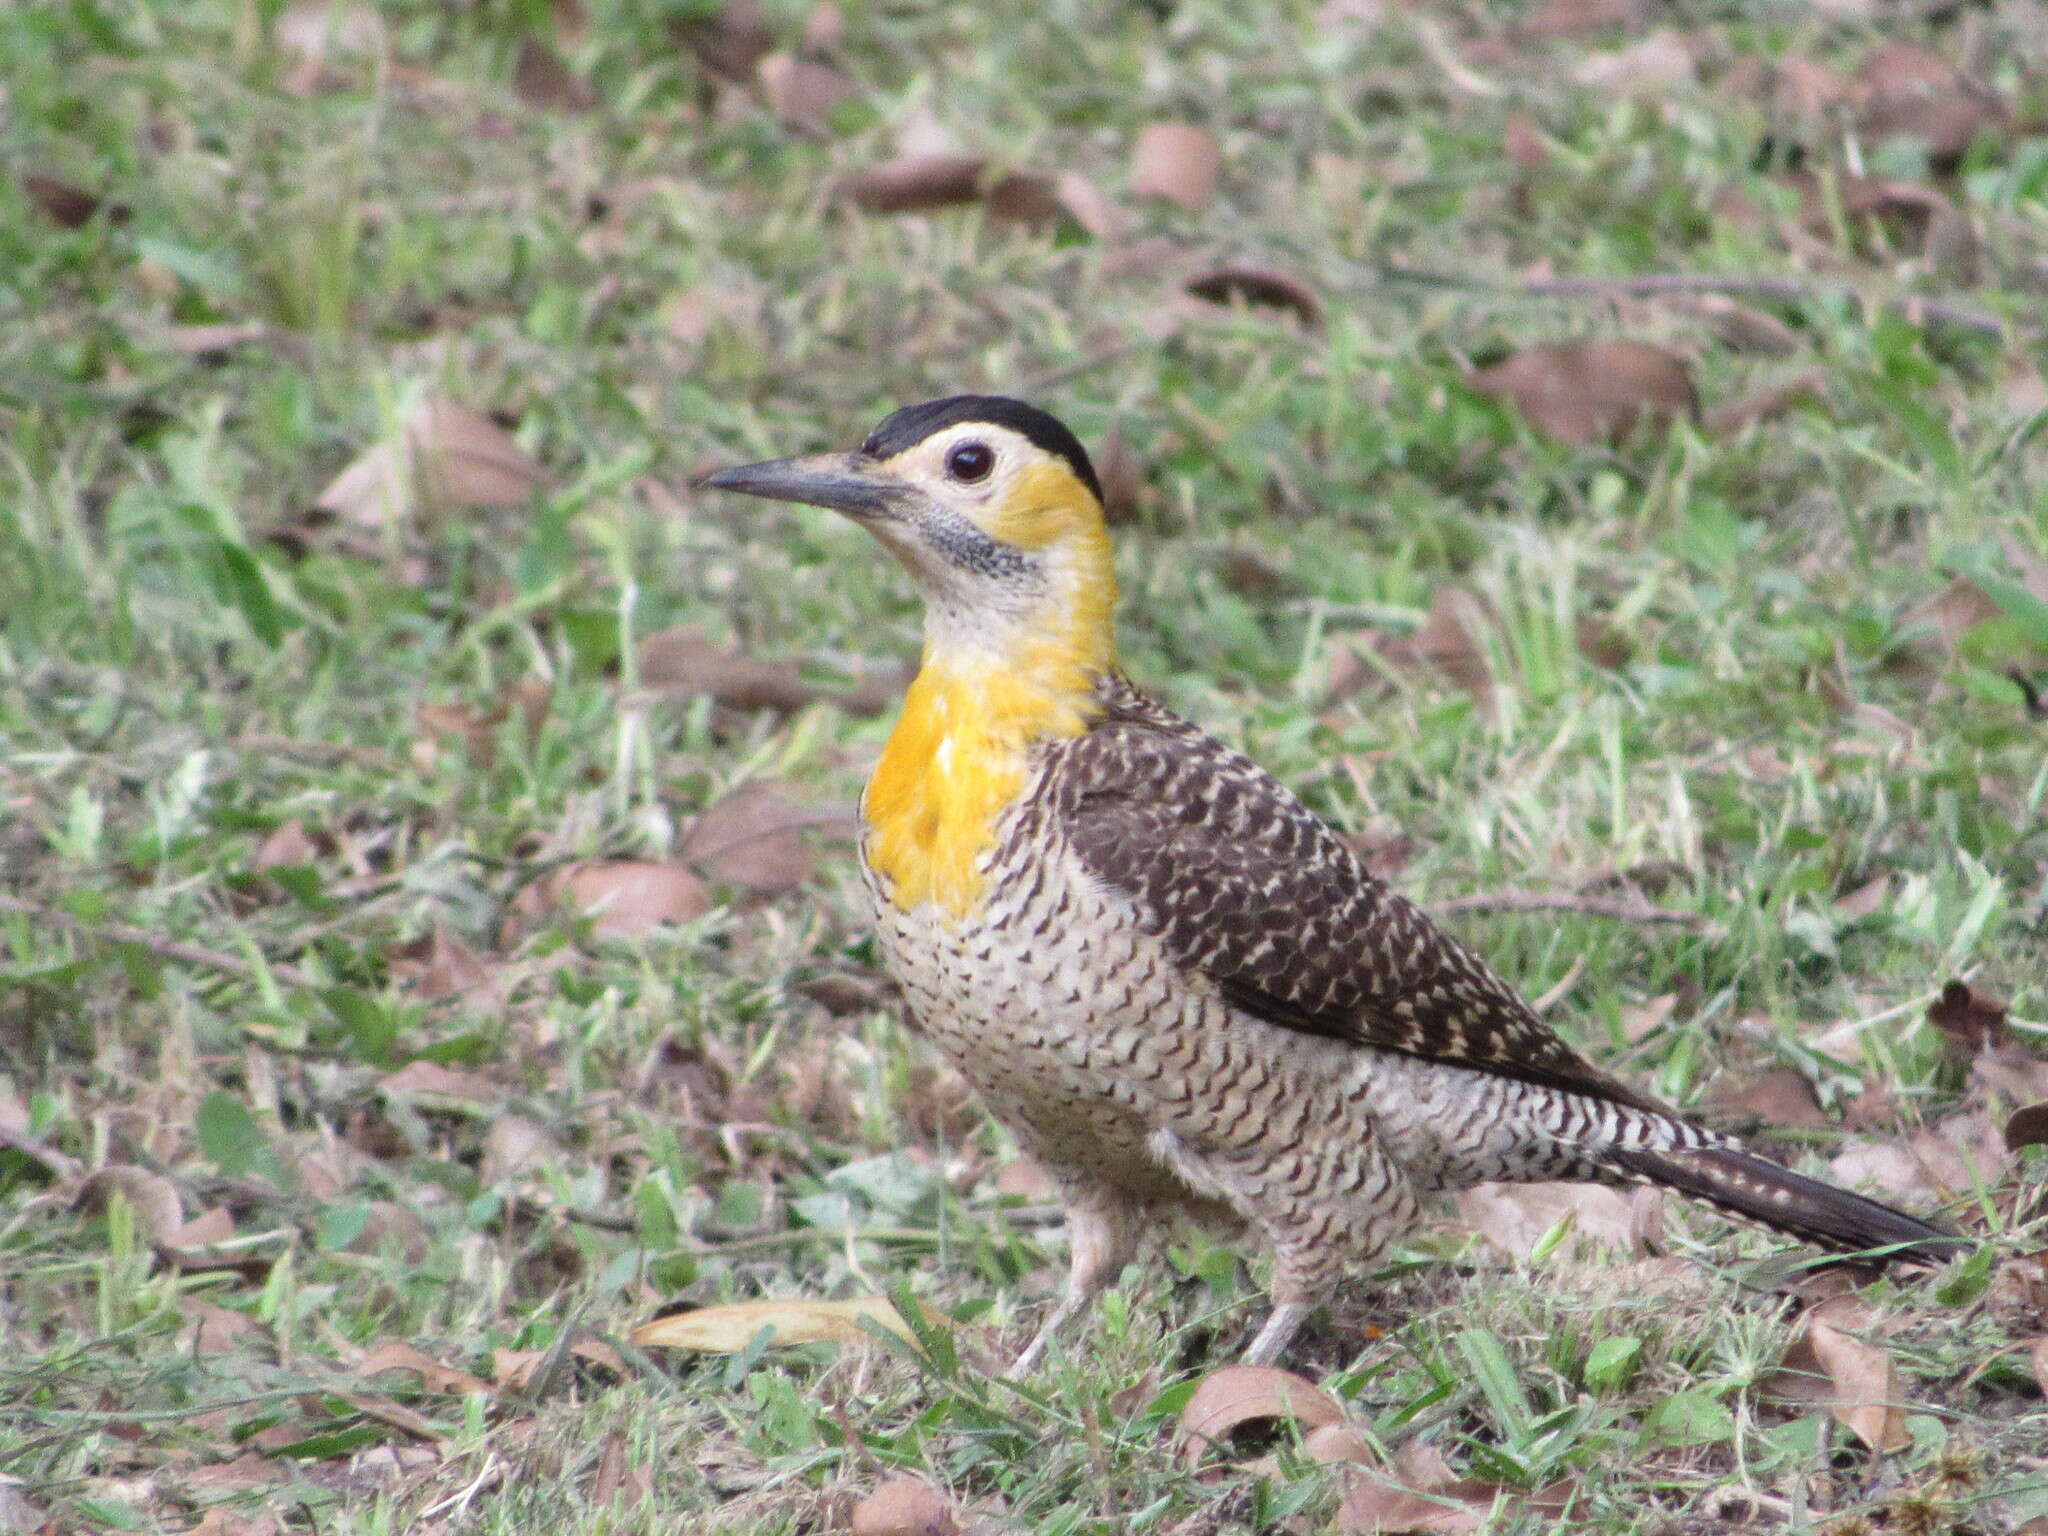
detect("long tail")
[1606,1143,1968,1263]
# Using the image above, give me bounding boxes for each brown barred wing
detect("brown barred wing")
[1048,679,1665,1115]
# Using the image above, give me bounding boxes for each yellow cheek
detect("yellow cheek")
[984,460,1097,548]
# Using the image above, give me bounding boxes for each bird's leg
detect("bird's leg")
[1008,1196,1141,1375]
[1239,1301,1313,1367]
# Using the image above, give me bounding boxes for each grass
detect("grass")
[4,0,2048,1530]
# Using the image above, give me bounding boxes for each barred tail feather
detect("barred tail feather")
[1607,1144,1967,1264]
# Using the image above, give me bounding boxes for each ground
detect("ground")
[3,1,2048,1532]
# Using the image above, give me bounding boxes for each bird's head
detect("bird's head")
[702,396,1117,675]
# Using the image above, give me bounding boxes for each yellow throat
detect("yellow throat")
[862,466,1117,919]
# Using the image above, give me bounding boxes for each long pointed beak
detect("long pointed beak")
[696,451,903,518]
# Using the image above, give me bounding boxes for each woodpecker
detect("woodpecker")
[703,395,1962,1371]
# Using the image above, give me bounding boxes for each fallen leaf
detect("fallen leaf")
[1899,577,2002,659]
[1333,1470,1490,1533]
[513,36,595,112]
[21,173,109,229]
[1800,1296,1912,1455]
[1834,874,1891,921]
[1053,172,1133,241]
[1711,1067,1831,1132]
[1704,370,1827,435]
[316,398,545,527]
[1685,294,1801,356]
[253,818,321,869]
[837,155,986,213]
[509,860,712,941]
[1853,41,2005,174]
[76,1166,185,1247]
[1455,1181,1654,1258]
[1132,122,1220,211]
[983,171,1063,228]
[2006,1103,2048,1151]
[479,1112,563,1186]
[850,1476,960,1536]
[1385,587,1495,714]
[1503,113,1549,171]
[413,699,504,770]
[1467,340,1696,447]
[680,782,847,895]
[757,52,857,135]
[1792,173,1950,251]
[1928,977,2007,1055]
[2032,1337,2048,1397]
[630,1295,934,1352]
[379,1061,500,1103]
[1517,0,1645,39]
[1177,1364,1344,1464]
[676,0,773,83]
[359,1341,494,1398]
[1184,266,1321,327]
[157,322,275,357]
[590,1426,648,1511]
[1573,29,1695,95]
[630,626,880,716]
[1774,54,1853,118]
[275,2,386,78]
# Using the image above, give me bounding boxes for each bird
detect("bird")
[701,394,1964,1372]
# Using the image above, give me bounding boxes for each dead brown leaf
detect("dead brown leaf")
[1455,1181,1655,1258]
[680,782,848,896]
[1332,1471,1489,1533]
[630,1295,935,1352]
[1389,587,1495,714]
[634,625,849,714]
[1802,1296,1912,1455]
[359,1341,494,1398]
[378,1060,500,1104]
[1132,122,1220,211]
[676,0,773,83]
[1467,340,1696,447]
[22,173,112,229]
[983,171,1063,228]
[253,818,321,870]
[509,860,712,942]
[1184,266,1322,327]
[275,1,386,92]
[837,155,985,214]
[1704,370,1827,435]
[1053,172,1133,241]
[1711,1067,1832,1132]
[589,1426,650,1511]
[1573,30,1695,96]
[757,53,857,135]
[513,36,595,113]
[1775,54,1853,118]
[2031,1336,2048,1397]
[1792,172,1951,251]
[1899,577,2002,663]
[316,398,545,527]
[1854,41,2006,174]
[77,1166,185,1247]
[850,1476,960,1536]
[479,1112,563,1187]
[1177,1364,1344,1464]
[2005,1103,2048,1151]
[1517,0,1644,38]
[1928,977,2008,1055]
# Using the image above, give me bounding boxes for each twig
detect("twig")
[1427,889,1718,931]
[0,893,316,991]
[1370,263,2016,341]
[1531,953,1587,1015]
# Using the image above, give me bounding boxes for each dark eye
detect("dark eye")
[945,441,994,483]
